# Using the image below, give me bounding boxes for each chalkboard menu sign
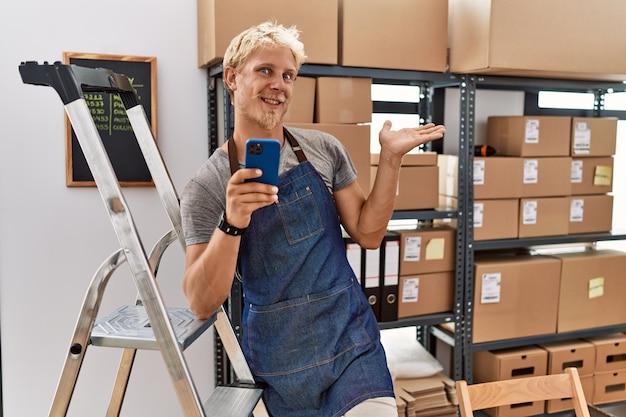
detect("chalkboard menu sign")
[63,52,157,187]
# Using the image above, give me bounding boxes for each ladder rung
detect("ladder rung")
[203,385,264,417]
[90,305,215,350]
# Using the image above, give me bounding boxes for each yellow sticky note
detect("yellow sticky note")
[588,277,604,299]
[594,166,612,186]
[425,238,445,260]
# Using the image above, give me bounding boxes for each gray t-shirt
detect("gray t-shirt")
[180,126,358,246]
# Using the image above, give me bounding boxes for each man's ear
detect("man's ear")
[223,67,237,92]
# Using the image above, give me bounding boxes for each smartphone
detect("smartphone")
[244,138,280,186]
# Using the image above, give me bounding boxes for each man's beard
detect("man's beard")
[241,105,285,130]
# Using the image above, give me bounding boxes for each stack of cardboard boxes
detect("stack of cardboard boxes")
[394,373,459,417]
[439,115,617,240]
[344,224,457,323]
[473,333,626,416]
[471,248,626,344]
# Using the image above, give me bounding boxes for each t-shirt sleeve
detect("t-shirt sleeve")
[180,157,229,246]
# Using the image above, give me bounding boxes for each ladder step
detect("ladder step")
[90,305,215,350]
[203,385,264,417]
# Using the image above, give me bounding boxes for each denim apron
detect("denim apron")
[227,129,393,417]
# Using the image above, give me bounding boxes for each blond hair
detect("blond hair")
[223,21,307,97]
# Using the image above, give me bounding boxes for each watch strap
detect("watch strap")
[218,212,246,236]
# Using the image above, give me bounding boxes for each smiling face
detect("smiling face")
[228,45,298,131]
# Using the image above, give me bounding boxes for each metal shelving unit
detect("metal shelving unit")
[460,74,626,386]
[206,63,626,398]
[206,63,469,382]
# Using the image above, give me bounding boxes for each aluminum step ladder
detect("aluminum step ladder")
[18,61,266,417]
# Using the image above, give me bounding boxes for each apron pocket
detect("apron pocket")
[277,181,324,244]
[245,280,372,376]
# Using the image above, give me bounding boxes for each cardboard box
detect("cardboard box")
[539,340,596,376]
[546,374,594,414]
[398,225,456,276]
[594,370,626,405]
[282,76,316,123]
[518,197,569,238]
[520,157,572,198]
[374,152,438,167]
[397,272,454,318]
[473,253,561,343]
[448,0,626,81]
[473,346,548,417]
[439,154,524,199]
[568,195,614,235]
[571,157,614,195]
[553,250,626,333]
[340,0,448,72]
[314,77,372,124]
[474,199,519,241]
[372,165,438,210]
[587,334,626,373]
[285,123,371,193]
[571,118,618,157]
[486,116,572,157]
[197,0,339,67]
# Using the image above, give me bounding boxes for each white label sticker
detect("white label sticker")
[523,201,538,225]
[403,236,422,262]
[523,159,539,184]
[364,248,380,288]
[571,160,583,183]
[474,203,484,228]
[384,241,399,286]
[402,278,419,303]
[573,122,591,154]
[346,243,362,283]
[570,199,584,222]
[525,119,540,143]
[481,273,501,304]
[474,160,486,185]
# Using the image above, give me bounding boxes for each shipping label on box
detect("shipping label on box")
[473,199,519,241]
[473,254,560,343]
[398,226,455,275]
[518,197,569,238]
[568,195,613,234]
[571,118,618,157]
[486,116,571,157]
[520,157,572,197]
[397,272,453,318]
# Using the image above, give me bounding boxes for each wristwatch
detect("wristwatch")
[217,212,247,236]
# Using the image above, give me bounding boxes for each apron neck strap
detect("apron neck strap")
[227,127,307,176]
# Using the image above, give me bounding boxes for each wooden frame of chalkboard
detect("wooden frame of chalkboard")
[63,52,157,187]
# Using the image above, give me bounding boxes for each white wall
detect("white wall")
[0,1,214,416]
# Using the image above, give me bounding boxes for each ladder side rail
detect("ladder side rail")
[120,96,185,249]
[49,249,126,417]
[106,229,178,417]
